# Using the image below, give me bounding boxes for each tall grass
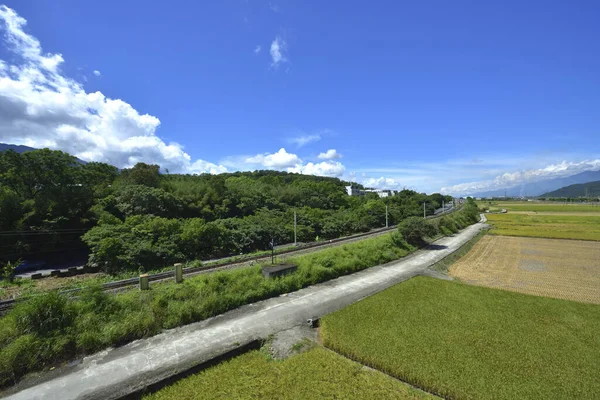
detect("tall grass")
[321,276,600,400]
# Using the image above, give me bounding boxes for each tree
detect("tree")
[120,162,161,187]
[397,217,438,246]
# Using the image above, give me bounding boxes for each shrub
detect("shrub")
[397,217,438,246]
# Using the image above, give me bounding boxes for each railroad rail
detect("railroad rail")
[0,205,461,313]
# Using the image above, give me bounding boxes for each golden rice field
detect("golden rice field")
[450,235,600,304]
[485,213,600,241]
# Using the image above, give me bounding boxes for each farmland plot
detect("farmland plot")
[450,235,600,304]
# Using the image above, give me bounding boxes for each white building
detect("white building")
[345,186,397,198]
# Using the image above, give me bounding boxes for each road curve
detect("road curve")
[4,215,487,400]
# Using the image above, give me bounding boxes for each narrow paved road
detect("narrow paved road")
[5,216,487,400]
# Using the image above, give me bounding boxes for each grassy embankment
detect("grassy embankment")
[0,231,411,387]
[0,245,297,301]
[144,347,437,400]
[321,276,600,400]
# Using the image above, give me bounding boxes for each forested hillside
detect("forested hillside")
[540,180,600,198]
[0,149,451,274]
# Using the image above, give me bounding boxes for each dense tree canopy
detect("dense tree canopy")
[0,148,453,274]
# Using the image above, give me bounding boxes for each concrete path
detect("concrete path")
[4,216,487,400]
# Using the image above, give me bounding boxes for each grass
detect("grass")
[430,230,488,273]
[486,213,600,240]
[0,232,414,387]
[321,276,600,400]
[143,346,437,400]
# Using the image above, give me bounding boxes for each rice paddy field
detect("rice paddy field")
[477,200,600,213]
[321,276,600,400]
[143,347,437,400]
[485,213,600,241]
[449,235,600,304]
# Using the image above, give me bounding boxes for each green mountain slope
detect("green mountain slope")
[541,180,600,197]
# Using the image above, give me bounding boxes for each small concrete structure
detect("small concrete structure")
[174,263,183,283]
[262,263,297,279]
[139,274,149,290]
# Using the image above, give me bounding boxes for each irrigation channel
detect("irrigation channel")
[0,205,459,314]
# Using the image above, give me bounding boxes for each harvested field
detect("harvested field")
[450,235,600,304]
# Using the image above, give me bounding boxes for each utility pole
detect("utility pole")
[442,200,445,213]
[385,205,388,228]
[293,210,297,245]
[424,202,426,218]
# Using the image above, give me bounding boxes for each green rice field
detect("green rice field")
[477,201,600,213]
[486,213,600,241]
[321,276,600,400]
[144,347,437,400]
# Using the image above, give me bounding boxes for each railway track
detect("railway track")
[0,225,397,313]
[0,205,461,313]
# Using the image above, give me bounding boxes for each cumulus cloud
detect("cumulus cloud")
[254,45,261,54]
[240,147,345,177]
[270,36,287,67]
[288,161,345,177]
[0,5,226,174]
[245,148,301,169]
[93,69,101,77]
[362,177,403,190]
[317,149,342,160]
[441,159,600,195]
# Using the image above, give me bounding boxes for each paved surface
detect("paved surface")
[4,216,487,400]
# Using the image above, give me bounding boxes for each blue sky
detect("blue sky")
[0,1,599,195]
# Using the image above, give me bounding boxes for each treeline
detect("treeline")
[0,149,453,274]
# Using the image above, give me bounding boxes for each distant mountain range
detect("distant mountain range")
[0,143,87,164]
[472,170,600,198]
[540,180,600,198]
[0,143,37,153]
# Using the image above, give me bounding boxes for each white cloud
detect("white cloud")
[245,148,301,168]
[362,177,403,190]
[441,159,600,195]
[0,5,226,174]
[254,45,261,54]
[237,147,346,177]
[288,134,320,147]
[288,161,345,177]
[317,149,342,160]
[270,36,287,67]
[93,69,101,77]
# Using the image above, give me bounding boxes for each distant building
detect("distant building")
[345,186,397,198]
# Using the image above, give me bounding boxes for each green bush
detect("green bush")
[397,217,438,246]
